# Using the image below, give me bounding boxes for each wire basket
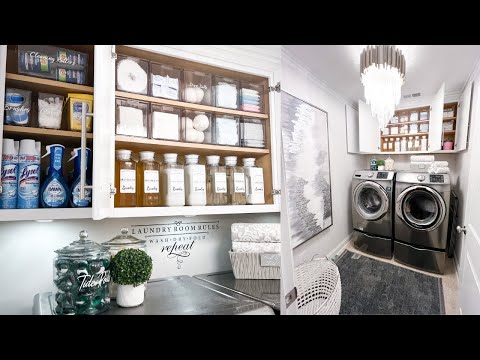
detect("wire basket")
[294,256,341,315]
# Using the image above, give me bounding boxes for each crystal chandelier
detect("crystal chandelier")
[360,45,406,128]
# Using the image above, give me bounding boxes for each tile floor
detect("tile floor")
[336,241,459,315]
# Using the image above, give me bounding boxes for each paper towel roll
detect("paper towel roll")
[231,223,280,243]
[117,59,148,94]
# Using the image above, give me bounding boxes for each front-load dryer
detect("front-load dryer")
[351,170,395,259]
[394,172,451,274]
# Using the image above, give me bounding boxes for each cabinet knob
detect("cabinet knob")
[456,225,467,235]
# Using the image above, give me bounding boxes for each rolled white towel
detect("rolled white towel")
[117,59,148,94]
[431,161,449,168]
[411,155,435,162]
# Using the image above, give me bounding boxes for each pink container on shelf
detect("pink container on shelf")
[443,140,454,150]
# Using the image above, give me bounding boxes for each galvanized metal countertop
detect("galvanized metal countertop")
[33,275,275,315]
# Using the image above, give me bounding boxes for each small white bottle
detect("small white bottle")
[243,158,265,205]
[407,137,413,151]
[421,135,428,151]
[400,137,407,152]
[161,153,185,206]
[184,154,206,206]
[394,138,401,152]
[414,136,420,151]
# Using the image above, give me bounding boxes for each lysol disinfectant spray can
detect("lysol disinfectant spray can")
[17,139,40,208]
[0,139,19,209]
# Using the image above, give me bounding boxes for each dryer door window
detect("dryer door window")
[354,181,389,221]
[396,186,446,231]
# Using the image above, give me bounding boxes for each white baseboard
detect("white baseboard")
[327,232,354,260]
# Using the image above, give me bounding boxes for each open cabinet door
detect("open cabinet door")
[455,82,473,152]
[0,45,6,194]
[429,82,445,151]
[358,100,380,153]
[345,104,360,153]
[92,45,116,220]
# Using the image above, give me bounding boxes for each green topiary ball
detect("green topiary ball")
[111,248,153,287]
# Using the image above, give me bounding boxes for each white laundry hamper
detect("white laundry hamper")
[294,256,342,315]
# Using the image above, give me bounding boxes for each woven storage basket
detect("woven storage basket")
[294,257,341,315]
[229,251,281,279]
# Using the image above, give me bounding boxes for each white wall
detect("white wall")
[281,48,365,265]
[0,213,279,315]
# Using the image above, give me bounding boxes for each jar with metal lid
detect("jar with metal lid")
[103,228,147,298]
[53,230,111,315]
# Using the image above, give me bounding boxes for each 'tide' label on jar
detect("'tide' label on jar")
[215,173,227,193]
[144,170,159,193]
[192,169,206,193]
[234,173,246,193]
[168,169,184,194]
[120,169,136,193]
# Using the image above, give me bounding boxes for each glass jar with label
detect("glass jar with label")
[421,135,428,151]
[224,156,246,205]
[382,141,388,151]
[53,230,111,315]
[388,139,394,151]
[414,136,420,152]
[103,228,147,299]
[115,149,136,207]
[407,137,413,151]
[206,155,227,206]
[243,158,265,205]
[184,154,206,206]
[137,151,160,207]
[401,137,407,152]
[161,153,185,206]
[394,138,401,152]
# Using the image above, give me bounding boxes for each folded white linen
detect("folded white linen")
[231,223,280,243]
[232,241,281,253]
[410,155,435,162]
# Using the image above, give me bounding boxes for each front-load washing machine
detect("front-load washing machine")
[352,170,395,259]
[394,172,451,274]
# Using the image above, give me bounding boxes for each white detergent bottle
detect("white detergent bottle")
[0,139,19,209]
[17,139,40,208]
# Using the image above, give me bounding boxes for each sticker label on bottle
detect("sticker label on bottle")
[42,179,67,207]
[168,169,184,194]
[192,169,206,193]
[144,170,159,193]
[120,169,136,193]
[215,173,227,193]
[72,182,92,207]
[234,173,246,193]
[251,168,264,194]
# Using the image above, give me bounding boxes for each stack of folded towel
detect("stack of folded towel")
[428,161,450,174]
[231,223,280,253]
[410,155,434,172]
[239,88,261,112]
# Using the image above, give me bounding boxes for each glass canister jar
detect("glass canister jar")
[53,230,111,315]
[103,228,147,299]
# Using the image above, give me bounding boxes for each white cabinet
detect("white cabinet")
[345,104,359,154]
[358,100,380,153]
[455,81,473,152]
[428,82,445,151]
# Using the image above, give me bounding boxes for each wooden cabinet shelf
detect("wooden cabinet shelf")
[5,73,94,96]
[443,130,456,135]
[387,120,429,126]
[115,91,268,119]
[115,135,268,157]
[443,117,456,121]
[3,125,92,147]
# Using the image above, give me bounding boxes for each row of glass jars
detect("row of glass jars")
[116,55,265,113]
[115,150,266,207]
[53,229,146,315]
[382,136,428,152]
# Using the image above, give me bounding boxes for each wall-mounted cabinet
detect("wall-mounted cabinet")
[348,82,473,154]
[0,45,281,222]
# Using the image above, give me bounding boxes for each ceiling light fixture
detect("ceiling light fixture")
[360,45,406,128]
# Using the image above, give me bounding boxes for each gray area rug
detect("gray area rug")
[335,251,445,315]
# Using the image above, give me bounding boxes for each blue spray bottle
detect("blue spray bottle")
[40,144,69,208]
[68,147,92,207]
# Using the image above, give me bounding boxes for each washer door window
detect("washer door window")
[396,186,446,231]
[354,181,389,221]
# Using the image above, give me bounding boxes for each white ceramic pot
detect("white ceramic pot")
[378,165,385,171]
[116,284,145,307]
